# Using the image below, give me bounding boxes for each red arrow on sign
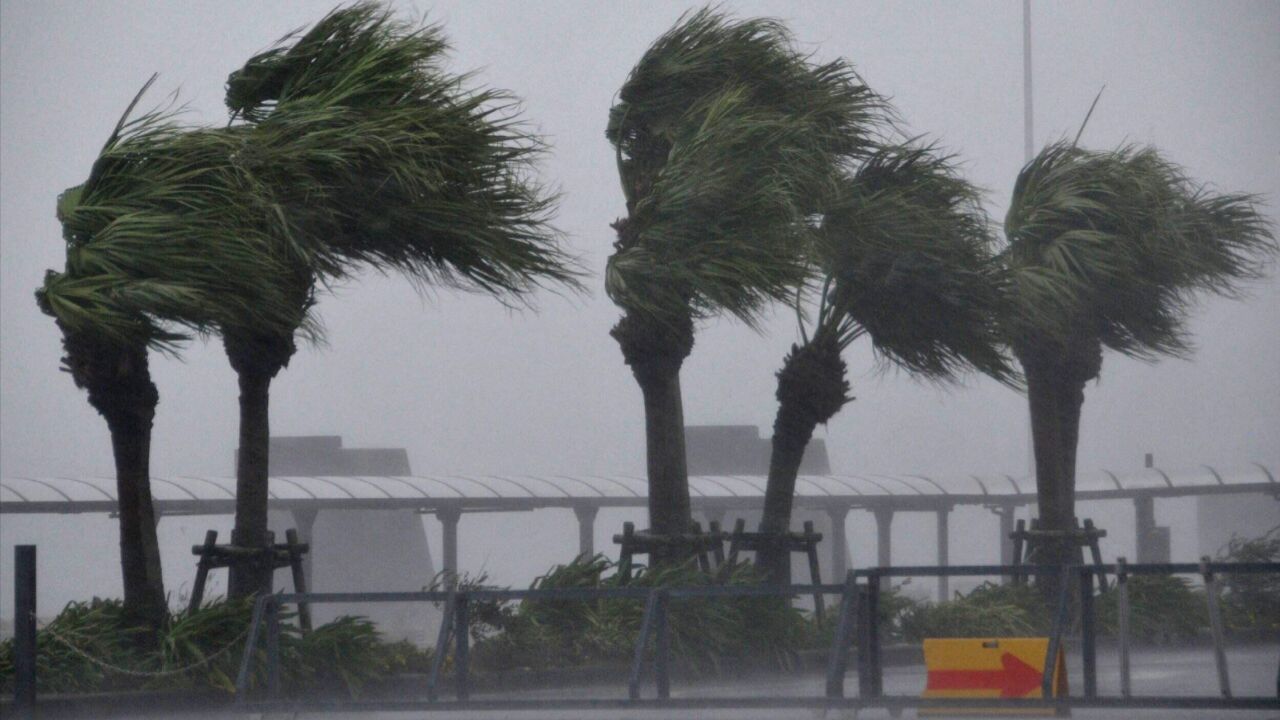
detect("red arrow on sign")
[926,651,1043,697]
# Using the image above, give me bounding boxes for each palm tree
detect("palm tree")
[219,3,579,595]
[605,9,885,559]
[43,325,166,630]
[756,145,1015,582]
[37,87,310,628]
[39,2,578,604]
[1001,141,1276,573]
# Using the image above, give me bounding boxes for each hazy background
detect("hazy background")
[2,1,1277,608]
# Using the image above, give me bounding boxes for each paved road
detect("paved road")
[228,645,1279,720]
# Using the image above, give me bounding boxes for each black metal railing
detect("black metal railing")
[10,543,1277,716]
[227,560,1280,714]
[234,582,851,703]
[852,561,1280,712]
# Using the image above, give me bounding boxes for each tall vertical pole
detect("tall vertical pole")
[1021,0,1036,484]
[14,545,37,716]
[1023,0,1034,164]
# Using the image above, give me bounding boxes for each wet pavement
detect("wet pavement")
[232,644,1279,719]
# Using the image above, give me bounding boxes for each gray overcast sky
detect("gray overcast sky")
[2,0,1278,485]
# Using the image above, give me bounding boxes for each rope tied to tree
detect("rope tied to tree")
[37,621,252,679]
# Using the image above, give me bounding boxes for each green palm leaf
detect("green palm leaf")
[812,142,1016,385]
[40,2,581,353]
[1002,141,1277,360]
[226,0,582,300]
[606,6,887,327]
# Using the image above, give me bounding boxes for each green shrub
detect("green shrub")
[896,582,1049,642]
[1097,574,1206,642]
[0,597,424,696]
[0,599,151,693]
[153,597,261,692]
[289,616,428,697]
[1217,526,1280,632]
[458,555,810,674]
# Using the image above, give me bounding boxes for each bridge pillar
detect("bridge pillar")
[1134,495,1169,562]
[437,507,461,581]
[574,505,598,558]
[994,504,1017,583]
[828,505,850,574]
[873,507,894,568]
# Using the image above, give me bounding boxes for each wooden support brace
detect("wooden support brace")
[285,529,312,632]
[189,530,218,613]
[804,520,825,622]
[708,520,726,567]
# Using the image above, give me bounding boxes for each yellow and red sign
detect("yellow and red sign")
[922,637,1066,715]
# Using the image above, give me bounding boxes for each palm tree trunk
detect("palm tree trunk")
[1023,359,1072,556]
[1054,338,1102,566]
[1019,336,1102,599]
[225,332,295,598]
[612,311,694,566]
[106,398,167,629]
[637,362,691,539]
[1057,336,1101,514]
[1056,376,1085,532]
[1022,357,1074,606]
[759,417,812,582]
[759,336,850,584]
[62,331,167,629]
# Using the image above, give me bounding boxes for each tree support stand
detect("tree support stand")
[613,521,725,580]
[1010,517,1108,590]
[726,519,827,622]
[189,528,312,631]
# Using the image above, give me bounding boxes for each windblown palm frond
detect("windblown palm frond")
[810,144,1016,385]
[607,92,836,324]
[1002,141,1277,360]
[38,101,316,352]
[226,1,581,301]
[226,2,451,121]
[605,6,888,327]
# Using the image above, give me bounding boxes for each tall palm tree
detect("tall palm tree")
[219,3,579,595]
[756,145,1015,582]
[1001,141,1276,573]
[37,88,310,628]
[605,9,885,559]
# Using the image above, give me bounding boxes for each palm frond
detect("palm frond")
[812,143,1016,385]
[606,6,888,327]
[227,1,582,301]
[44,96,316,351]
[41,2,581,354]
[37,271,187,352]
[1002,141,1277,360]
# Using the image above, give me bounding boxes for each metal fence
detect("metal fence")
[852,561,1280,713]
[8,544,1278,715]
[231,561,1280,714]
